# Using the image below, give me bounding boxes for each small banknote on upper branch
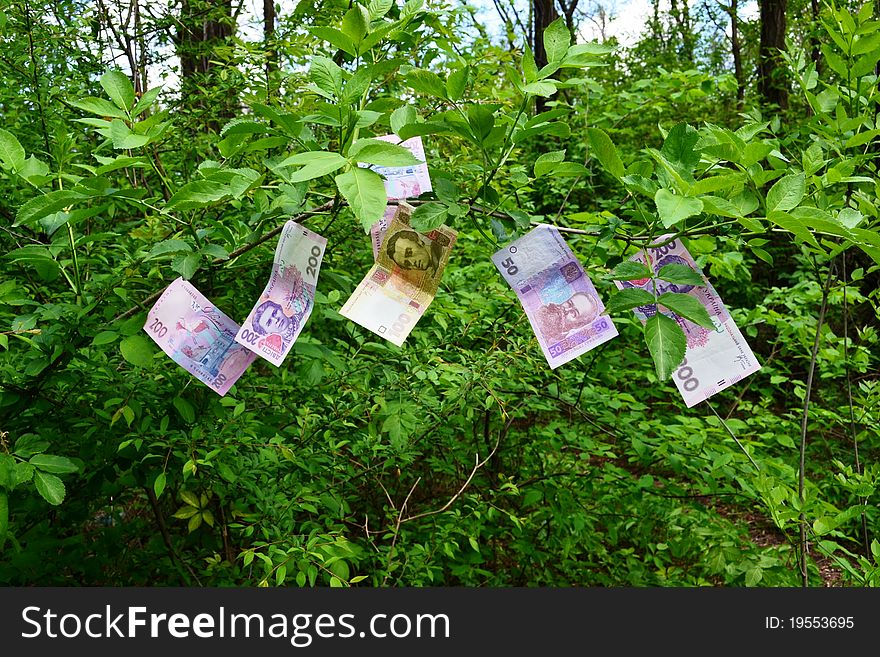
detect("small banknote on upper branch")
[366,134,432,259]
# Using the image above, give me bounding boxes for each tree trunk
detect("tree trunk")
[810,0,822,74]
[264,0,276,100]
[724,0,744,110]
[758,0,788,110]
[176,0,236,131]
[532,0,558,113]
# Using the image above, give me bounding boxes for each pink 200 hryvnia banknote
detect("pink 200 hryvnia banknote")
[613,235,760,407]
[492,224,618,369]
[235,221,326,366]
[144,278,256,395]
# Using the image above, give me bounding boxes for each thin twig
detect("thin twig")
[841,252,869,555]
[705,399,760,471]
[380,476,421,586]
[799,264,835,587]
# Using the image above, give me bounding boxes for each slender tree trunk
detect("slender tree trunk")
[810,0,822,74]
[725,0,744,109]
[264,0,276,100]
[758,0,788,109]
[532,0,558,113]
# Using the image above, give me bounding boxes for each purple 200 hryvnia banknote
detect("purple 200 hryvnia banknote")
[235,221,326,366]
[492,225,618,369]
[613,235,760,407]
[144,278,256,395]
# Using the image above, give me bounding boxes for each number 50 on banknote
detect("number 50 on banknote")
[492,225,618,369]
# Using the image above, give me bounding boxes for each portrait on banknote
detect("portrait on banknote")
[235,221,326,367]
[246,264,311,357]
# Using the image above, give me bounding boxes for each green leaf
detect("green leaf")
[310,56,344,97]
[166,180,230,210]
[700,195,744,218]
[543,17,571,63]
[522,44,538,83]
[100,70,135,112]
[609,261,653,281]
[657,293,713,329]
[335,167,387,231]
[94,155,149,175]
[154,472,166,498]
[766,172,806,212]
[308,27,357,56]
[173,397,196,424]
[109,119,150,149]
[522,81,557,97]
[410,202,449,232]
[604,288,656,314]
[656,263,704,287]
[391,106,418,135]
[534,150,565,177]
[660,123,700,179]
[180,490,200,508]
[512,121,570,143]
[14,190,82,227]
[172,252,202,280]
[654,189,703,228]
[467,104,495,142]
[446,66,469,101]
[367,0,393,19]
[745,567,763,587]
[92,330,118,346]
[148,239,193,258]
[0,455,14,489]
[280,151,348,182]
[173,499,199,519]
[132,86,163,117]
[29,455,79,474]
[341,5,369,44]
[406,69,448,99]
[342,67,372,104]
[813,516,836,535]
[70,97,129,119]
[586,128,625,180]
[0,128,26,171]
[219,118,266,137]
[120,335,154,368]
[349,139,422,167]
[645,313,686,380]
[34,471,65,506]
[0,492,7,549]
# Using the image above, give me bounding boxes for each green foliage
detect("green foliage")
[0,0,877,590]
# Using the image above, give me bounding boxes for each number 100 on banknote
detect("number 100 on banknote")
[493,225,618,369]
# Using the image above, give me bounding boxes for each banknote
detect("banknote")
[143,277,256,396]
[492,224,618,369]
[341,202,456,346]
[365,135,432,258]
[235,221,326,366]
[613,235,760,407]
